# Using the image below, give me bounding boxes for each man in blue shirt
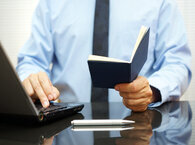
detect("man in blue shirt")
[16,0,191,112]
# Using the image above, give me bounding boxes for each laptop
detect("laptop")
[0,42,84,122]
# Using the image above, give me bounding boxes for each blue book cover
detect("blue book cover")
[88,27,150,88]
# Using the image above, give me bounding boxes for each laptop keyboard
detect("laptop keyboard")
[43,104,67,112]
[35,101,67,113]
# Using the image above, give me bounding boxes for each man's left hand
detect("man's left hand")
[115,76,155,112]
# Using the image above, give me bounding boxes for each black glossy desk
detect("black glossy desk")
[0,101,193,145]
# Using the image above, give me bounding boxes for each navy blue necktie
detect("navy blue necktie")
[91,2,110,143]
[91,0,109,102]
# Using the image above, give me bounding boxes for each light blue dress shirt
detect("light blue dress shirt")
[16,0,191,107]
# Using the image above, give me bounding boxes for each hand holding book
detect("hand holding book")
[88,26,150,88]
[114,76,154,112]
[87,26,161,112]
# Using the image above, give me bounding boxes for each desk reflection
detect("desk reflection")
[0,113,83,145]
[52,102,192,145]
[0,102,192,145]
[115,110,156,145]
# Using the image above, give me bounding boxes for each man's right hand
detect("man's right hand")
[22,72,60,108]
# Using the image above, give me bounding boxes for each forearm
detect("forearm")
[16,60,50,81]
[16,0,53,81]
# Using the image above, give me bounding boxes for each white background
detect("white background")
[0,0,194,100]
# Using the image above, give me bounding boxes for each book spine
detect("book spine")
[129,63,131,82]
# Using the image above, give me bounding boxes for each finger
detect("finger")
[123,97,152,107]
[123,99,148,112]
[51,86,60,100]
[22,79,38,101]
[115,76,149,93]
[22,78,34,97]
[131,106,148,112]
[43,136,54,145]
[29,74,49,108]
[119,87,152,99]
[38,72,54,100]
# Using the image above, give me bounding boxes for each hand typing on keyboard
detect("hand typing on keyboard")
[35,100,67,113]
[22,71,60,108]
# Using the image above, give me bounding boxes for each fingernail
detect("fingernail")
[48,94,53,100]
[115,86,119,91]
[43,101,49,108]
[52,93,57,99]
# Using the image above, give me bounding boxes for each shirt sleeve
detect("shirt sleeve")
[148,0,192,107]
[16,0,53,81]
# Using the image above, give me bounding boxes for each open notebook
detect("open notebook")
[88,26,150,88]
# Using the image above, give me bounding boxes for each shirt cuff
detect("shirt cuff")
[148,76,170,107]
